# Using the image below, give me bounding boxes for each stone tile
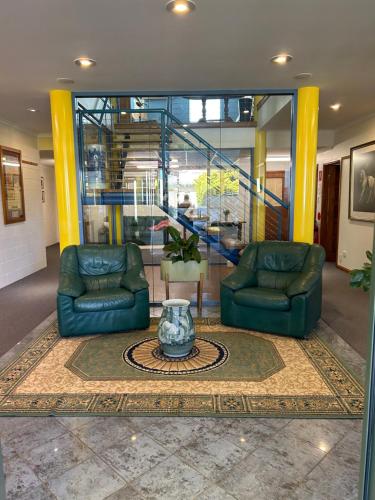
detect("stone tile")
[301,453,360,500]
[56,416,100,431]
[10,483,57,500]
[0,417,38,438]
[24,432,93,482]
[218,454,302,500]
[104,484,144,499]
[177,435,247,481]
[73,417,136,453]
[4,418,66,455]
[4,454,41,499]
[142,417,216,453]
[100,432,171,482]
[132,455,211,500]
[279,418,355,454]
[258,428,327,476]
[194,484,236,500]
[48,456,125,500]
[209,419,279,453]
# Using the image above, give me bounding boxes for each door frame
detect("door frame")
[320,159,341,263]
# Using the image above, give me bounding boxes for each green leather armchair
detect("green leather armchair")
[221,241,325,338]
[57,243,150,337]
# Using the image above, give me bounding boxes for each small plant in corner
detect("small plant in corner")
[163,226,202,264]
[350,250,372,292]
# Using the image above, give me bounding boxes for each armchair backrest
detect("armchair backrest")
[239,241,325,290]
[60,244,129,292]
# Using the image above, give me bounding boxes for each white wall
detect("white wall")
[41,163,59,246]
[0,120,46,289]
[317,113,375,270]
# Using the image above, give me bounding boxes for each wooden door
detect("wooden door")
[320,161,341,261]
[265,171,289,240]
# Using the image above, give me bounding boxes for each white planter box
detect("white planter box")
[160,259,208,282]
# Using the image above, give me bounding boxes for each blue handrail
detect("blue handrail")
[78,106,288,210]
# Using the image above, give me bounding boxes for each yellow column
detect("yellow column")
[252,97,267,241]
[293,87,319,243]
[108,207,113,244]
[50,90,80,251]
[115,205,122,244]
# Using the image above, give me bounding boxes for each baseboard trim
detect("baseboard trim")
[336,264,351,273]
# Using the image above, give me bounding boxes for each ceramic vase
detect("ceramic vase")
[157,299,195,357]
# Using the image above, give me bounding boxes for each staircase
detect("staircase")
[79,104,288,265]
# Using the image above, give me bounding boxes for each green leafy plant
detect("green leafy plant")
[163,226,202,264]
[350,250,372,292]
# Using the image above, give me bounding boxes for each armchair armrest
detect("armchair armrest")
[221,269,257,291]
[286,271,320,298]
[58,272,86,298]
[121,269,149,293]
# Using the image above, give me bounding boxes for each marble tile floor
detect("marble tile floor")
[0,312,366,500]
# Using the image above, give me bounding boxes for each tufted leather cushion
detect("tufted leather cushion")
[77,245,127,276]
[256,242,310,272]
[234,287,290,311]
[74,288,135,312]
[257,270,300,290]
[83,272,123,291]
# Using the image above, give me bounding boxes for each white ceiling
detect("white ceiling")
[1,0,374,134]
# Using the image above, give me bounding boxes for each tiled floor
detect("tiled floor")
[0,313,365,500]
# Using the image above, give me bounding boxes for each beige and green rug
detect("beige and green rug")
[0,319,364,418]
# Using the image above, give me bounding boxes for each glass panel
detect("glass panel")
[75,93,294,306]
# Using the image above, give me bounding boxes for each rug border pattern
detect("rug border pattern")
[0,319,364,418]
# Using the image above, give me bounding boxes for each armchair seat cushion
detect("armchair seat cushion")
[234,287,290,311]
[74,288,135,313]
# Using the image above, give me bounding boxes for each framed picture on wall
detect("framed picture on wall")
[349,140,375,221]
[0,146,26,224]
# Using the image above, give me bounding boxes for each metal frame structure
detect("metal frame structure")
[72,90,297,248]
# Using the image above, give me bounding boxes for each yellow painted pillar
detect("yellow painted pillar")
[252,97,267,241]
[50,90,80,251]
[115,205,123,244]
[293,87,319,243]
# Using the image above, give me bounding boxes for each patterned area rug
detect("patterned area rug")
[0,319,364,418]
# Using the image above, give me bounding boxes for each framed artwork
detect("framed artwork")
[0,146,26,224]
[349,140,375,221]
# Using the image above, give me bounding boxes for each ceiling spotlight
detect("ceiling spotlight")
[27,107,38,113]
[270,54,293,65]
[330,103,342,111]
[294,72,312,80]
[74,57,96,68]
[166,0,196,14]
[121,111,127,115]
[56,77,75,84]
[243,110,250,114]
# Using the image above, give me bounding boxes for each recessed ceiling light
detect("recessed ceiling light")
[294,72,312,80]
[27,107,38,113]
[74,57,96,68]
[330,103,342,111]
[166,0,196,14]
[56,77,75,84]
[270,54,293,65]
[243,110,250,114]
[121,111,127,115]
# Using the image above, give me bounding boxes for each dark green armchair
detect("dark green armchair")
[221,241,325,338]
[57,243,150,337]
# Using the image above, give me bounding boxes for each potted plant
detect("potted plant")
[160,226,208,283]
[350,251,372,292]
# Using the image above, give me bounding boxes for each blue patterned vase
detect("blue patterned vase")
[157,299,195,357]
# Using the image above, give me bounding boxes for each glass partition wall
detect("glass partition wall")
[74,93,295,306]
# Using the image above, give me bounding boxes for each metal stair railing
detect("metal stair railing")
[77,106,288,243]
